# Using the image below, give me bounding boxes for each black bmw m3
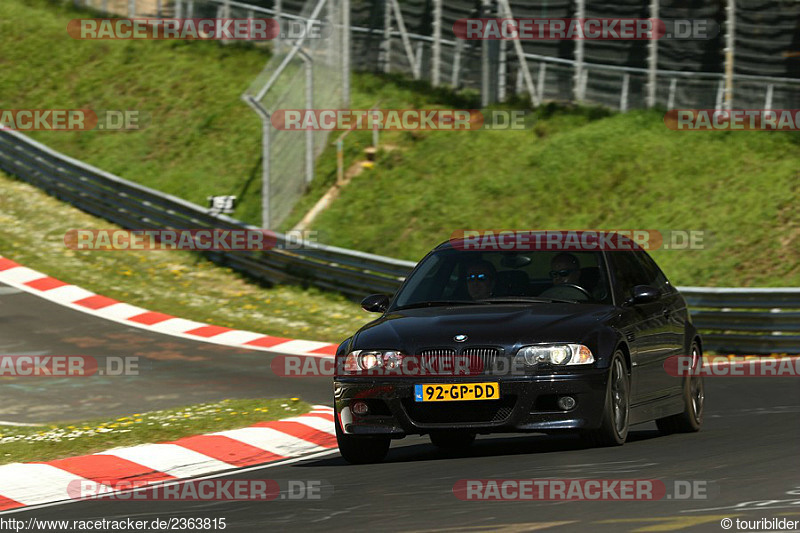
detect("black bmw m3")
[333,238,704,464]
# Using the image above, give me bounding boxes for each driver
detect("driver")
[465,259,496,300]
[549,253,581,286]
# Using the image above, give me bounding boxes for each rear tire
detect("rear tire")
[335,413,390,464]
[581,351,630,447]
[656,343,704,434]
[429,432,476,450]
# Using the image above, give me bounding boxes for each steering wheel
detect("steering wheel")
[539,283,592,300]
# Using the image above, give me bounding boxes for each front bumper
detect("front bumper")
[334,370,608,436]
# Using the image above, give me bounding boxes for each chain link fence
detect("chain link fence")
[68,0,800,228]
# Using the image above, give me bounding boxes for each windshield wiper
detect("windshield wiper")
[479,296,580,304]
[393,300,490,310]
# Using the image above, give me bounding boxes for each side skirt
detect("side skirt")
[630,394,684,425]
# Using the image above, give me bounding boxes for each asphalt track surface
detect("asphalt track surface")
[0,280,334,423]
[4,281,800,532]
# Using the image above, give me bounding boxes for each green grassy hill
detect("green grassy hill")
[304,107,800,287]
[2,0,799,289]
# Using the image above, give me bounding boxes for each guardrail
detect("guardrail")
[1,128,798,354]
[680,288,800,354]
[0,128,415,300]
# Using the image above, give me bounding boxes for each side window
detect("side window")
[609,252,650,302]
[635,251,671,292]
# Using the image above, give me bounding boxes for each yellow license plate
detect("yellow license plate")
[414,383,500,402]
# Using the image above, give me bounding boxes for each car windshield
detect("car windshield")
[391,248,612,310]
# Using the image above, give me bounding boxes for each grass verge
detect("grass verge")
[301,105,800,287]
[0,172,370,343]
[0,398,310,465]
[3,0,799,290]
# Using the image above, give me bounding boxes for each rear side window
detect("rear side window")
[608,252,650,302]
[635,251,672,293]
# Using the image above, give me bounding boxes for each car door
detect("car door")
[607,251,669,404]
[635,251,686,396]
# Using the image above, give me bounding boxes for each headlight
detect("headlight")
[515,344,594,366]
[344,350,404,373]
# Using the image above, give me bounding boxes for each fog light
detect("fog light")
[352,401,369,415]
[557,396,576,410]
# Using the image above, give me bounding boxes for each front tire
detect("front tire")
[335,413,390,464]
[656,343,704,434]
[581,351,630,447]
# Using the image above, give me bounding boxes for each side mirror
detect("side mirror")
[361,294,390,313]
[628,285,661,305]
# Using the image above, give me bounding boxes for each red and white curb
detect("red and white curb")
[0,255,338,358]
[0,406,336,512]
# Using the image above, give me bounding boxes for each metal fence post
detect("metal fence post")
[382,0,392,73]
[620,73,630,112]
[481,0,491,107]
[343,0,351,108]
[262,120,271,227]
[415,41,424,79]
[724,0,735,111]
[452,38,463,86]
[667,78,677,109]
[537,62,547,101]
[498,39,507,102]
[304,56,314,186]
[574,0,585,101]
[390,0,420,79]
[275,0,282,53]
[646,0,659,107]
[336,139,344,186]
[431,0,442,87]
[765,83,774,109]
[128,0,136,17]
[497,0,539,106]
[243,97,272,229]
[175,0,182,19]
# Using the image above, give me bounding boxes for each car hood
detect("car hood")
[353,303,619,353]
